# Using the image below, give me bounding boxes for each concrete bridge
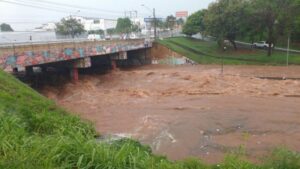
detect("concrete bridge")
[0,39,152,80]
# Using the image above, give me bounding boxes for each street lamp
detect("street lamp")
[287,33,290,67]
[141,4,157,39]
[70,10,80,19]
[221,46,227,75]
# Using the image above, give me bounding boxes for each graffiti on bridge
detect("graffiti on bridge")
[0,41,146,69]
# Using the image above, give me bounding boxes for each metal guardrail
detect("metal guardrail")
[235,41,300,54]
[0,37,153,70]
[0,38,148,48]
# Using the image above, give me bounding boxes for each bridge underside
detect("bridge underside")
[21,48,151,82]
[0,39,152,81]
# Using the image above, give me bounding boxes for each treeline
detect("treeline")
[0,23,14,32]
[183,0,300,56]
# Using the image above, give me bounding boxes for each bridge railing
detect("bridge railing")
[0,38,151,69]
[0,38,146,47]
[0,39,147,54]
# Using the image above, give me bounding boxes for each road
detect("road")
[235,41,300,53]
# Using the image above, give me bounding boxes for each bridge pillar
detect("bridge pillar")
[111,60,117,70]
[25,66,34,76]
[70,57,91,82]
[70,67,79,82]
[41,66,47,73]
[110,51,128,70]
[12,67,18,74]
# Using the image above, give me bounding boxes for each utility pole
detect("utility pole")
[287,34,290,67]
[125,11,138,18]
[141,4,157,39]
[134,11,138,18]
[221,47,227,75]
[153,8,157,39]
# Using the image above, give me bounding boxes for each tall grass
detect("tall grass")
[158,37,300,65]
[0,69,300,168]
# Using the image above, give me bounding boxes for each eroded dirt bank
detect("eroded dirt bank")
[40,65,300,163]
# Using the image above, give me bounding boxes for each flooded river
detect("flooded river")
[40,65,300,163]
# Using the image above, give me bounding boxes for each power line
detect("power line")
[1,0,122,18]
[17,0,163,18]
[24,0,158,17]
[0,0,121,20]
[1,0,73,13]
[1,0,165,19]
[1,0,166,26]
[7,0,122,17]
[18,0,125,14]
[1,22,55,24]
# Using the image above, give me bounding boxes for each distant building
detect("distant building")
[64,15,117,31]
[35,16,118,32]
[131,18,146,30]
[175,11,189,19]
[34,22,56,31]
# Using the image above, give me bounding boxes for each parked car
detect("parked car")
[129,34,138,39]
[252,41,274,48]
[120,34,129,40]
[87,34,104,41]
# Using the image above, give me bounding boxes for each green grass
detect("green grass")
[157,37,300,65]
[1,70,300,168]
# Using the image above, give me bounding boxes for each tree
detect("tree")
[155,19,166,30]
[0,23,14,32]
[182,10,206,37]
[131,24,141,33]
[116,18,132,34]
[176,18,185,27]
[204,0,247,50]
[106,28,115,35]
[292,0,300,40]
[250,0,299,56]
[88,29,104,35]
[165,15,176,30]
[55,18,85,38]
[292,15,300,41]
[106,28,116,39]
[238,1,266,44]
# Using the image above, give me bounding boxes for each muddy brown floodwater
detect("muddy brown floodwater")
[40,65,300,163]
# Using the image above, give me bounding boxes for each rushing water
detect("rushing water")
[39,65,300,163]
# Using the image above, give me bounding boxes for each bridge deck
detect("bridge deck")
[0,39,150,70]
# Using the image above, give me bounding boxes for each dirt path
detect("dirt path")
[40,65,300,163]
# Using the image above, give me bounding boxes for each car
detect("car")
[119,34,129,40]
[87,34,104,41]
[252,41,274,48]
[129,34,138,39]
[105,35,111,40]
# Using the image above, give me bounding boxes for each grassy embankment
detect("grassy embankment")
[157,37,300,65]
[0,70,300,168]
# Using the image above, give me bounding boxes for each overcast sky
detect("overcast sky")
[0,0,215,31]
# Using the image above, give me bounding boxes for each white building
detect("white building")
[36,16,117,32]
[34,22,56,31]
[65,16,117,31]
[131,18,146,30]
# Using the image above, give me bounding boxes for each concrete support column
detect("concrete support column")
[41,66,47,73]
[70,67,79,82]
[111,60,117,70]
[25,66,34,76]
[70,57,91,82]
[12,67,18,74]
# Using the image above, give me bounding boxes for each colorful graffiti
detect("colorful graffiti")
[0,40,150,69]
